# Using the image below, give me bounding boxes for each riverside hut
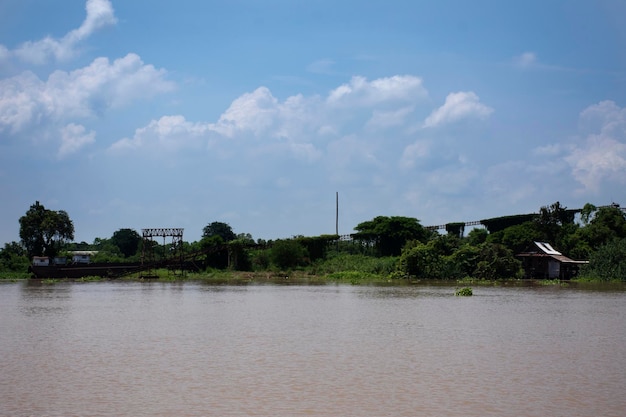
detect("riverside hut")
[516,242,588,280]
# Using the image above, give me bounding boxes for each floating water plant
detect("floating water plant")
[455,287,473,296]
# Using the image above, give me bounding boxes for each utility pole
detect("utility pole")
[336,192,339,236]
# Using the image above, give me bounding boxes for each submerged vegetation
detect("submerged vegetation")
[2,201,626,283]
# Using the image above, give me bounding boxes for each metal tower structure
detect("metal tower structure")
[141,228,184,278]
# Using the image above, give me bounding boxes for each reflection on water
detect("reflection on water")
[1,281,625,417]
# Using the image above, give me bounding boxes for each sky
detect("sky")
[1,0,625,246]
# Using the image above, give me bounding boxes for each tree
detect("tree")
[578,205,626,251]
[535,201,579,247]
[110,228,142,258]
[19,201,74,258]
[270,239,308,269]
[581,237,626,281]
[202,222,236,242]
[473,243,522,279]
[0,241,29,271]
[487,221,543,254]
[398,241,445,279]
[352,216,430,257]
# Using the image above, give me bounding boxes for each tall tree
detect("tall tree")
[110,228,142,258]
[352,216,429,257]
[202,221,236,242]
[19,201,74,258]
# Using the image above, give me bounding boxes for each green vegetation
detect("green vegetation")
[3,200,626,283]
[455,287,473,296]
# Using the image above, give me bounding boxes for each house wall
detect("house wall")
[548,260,561,279]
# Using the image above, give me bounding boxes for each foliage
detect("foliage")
[270,239,309,269]
[312,253,397,276]
[487,221,543,254]
[473,243,523,279]
[199,235,229,269]
[466,228,488,246]
[445,222,465,238]
[202,221,236,242]
[455,287,473,296]
[397,240,447,279]
[19,201,74,258]
[577,205,626,251]
[579,238,626,281]
[227,239,253,271]
[295,234,339,262]
[535,201,579,247]
[110,228,142,258]
[352,216,430,257]
[0,241,29,272]
[480,213,538,233]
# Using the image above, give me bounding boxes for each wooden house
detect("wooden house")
[516,242,588,280]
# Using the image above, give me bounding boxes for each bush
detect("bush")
[270,239,308,269]
[579,238,626,281]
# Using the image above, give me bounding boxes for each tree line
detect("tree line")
[2,200,626,281]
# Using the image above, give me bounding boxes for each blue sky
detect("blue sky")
[1,0,625,245]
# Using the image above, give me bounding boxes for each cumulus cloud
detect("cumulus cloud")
[423,91,493,128]
[110,115,210,152]
[9,0,117,65]
[58,123,96,157]
[108,75,428,163]
[366,106,415,130]
[0,53,174,134]
[327,75,427,107]
[209,87,280,138]
[565,101,626,191]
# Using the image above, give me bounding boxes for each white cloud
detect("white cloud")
[209,87,280,138]
[0,53,174,134]
[327,75,427,107]
[400,140,430,170]
[513,52,537,68]
[366,106,415,130]
[423,91,493,128]
[565,101,626,191]
[10,0,117,65]
[110,115,210,152]
[58,123,96,157]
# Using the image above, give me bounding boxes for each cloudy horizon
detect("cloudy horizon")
[1,0,625,245]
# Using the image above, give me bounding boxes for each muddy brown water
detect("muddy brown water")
[1,281,625,417]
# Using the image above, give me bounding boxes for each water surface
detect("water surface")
[1,281,625,416]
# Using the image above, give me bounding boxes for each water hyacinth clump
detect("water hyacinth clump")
[455,287,473,296]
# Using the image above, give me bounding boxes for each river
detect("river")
[1,280,625,417]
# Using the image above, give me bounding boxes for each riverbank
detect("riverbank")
[6,269,624,290]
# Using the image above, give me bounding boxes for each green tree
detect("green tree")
[110,228,142,258]
[535,201,579,248]
[584,205,626,249]
[19,201,74,258]
[466,228,488,246]
[398,241,445,279]
[202,221,236,242]
[0,241,29,272]
[580,238,626,281]
[487,221,543,254]
[270,239,308,269]
[353,216,430,257]
[473,243,522,279]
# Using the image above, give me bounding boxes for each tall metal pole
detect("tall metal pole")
[336,192,339,236]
